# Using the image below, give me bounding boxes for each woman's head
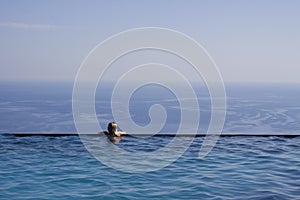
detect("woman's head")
[107,122,117,135]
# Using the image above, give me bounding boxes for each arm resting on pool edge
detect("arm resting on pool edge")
[98,131,126,137]
[114,131,126,137]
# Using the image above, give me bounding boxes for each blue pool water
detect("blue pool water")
[1,135,299,199]
[1,82,300,199]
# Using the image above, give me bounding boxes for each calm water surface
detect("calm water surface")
[0,82,300,199]
[1,135,300,199]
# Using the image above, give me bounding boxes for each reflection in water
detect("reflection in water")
[98,131,126,144]
[107,135,126,144]
[82,132,195,173]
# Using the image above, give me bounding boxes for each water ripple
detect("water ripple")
[1,135,299,199]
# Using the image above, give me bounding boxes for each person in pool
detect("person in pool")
[106,122,126,137]
[100,122,126,144]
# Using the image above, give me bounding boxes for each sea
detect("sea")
[0,81,300,199]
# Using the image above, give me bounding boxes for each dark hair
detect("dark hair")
[107,122,117,134]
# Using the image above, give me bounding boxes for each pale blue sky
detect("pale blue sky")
[0,0,299,82]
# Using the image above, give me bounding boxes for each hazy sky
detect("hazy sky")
[0,1,299,82]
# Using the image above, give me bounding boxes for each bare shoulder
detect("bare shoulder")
[115,131,126,137]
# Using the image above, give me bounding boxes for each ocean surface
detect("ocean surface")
[1,81,300,199]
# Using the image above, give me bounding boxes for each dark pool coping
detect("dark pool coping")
[2,133,299,138]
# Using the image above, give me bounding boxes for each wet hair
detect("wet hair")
[107,122,117,135]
